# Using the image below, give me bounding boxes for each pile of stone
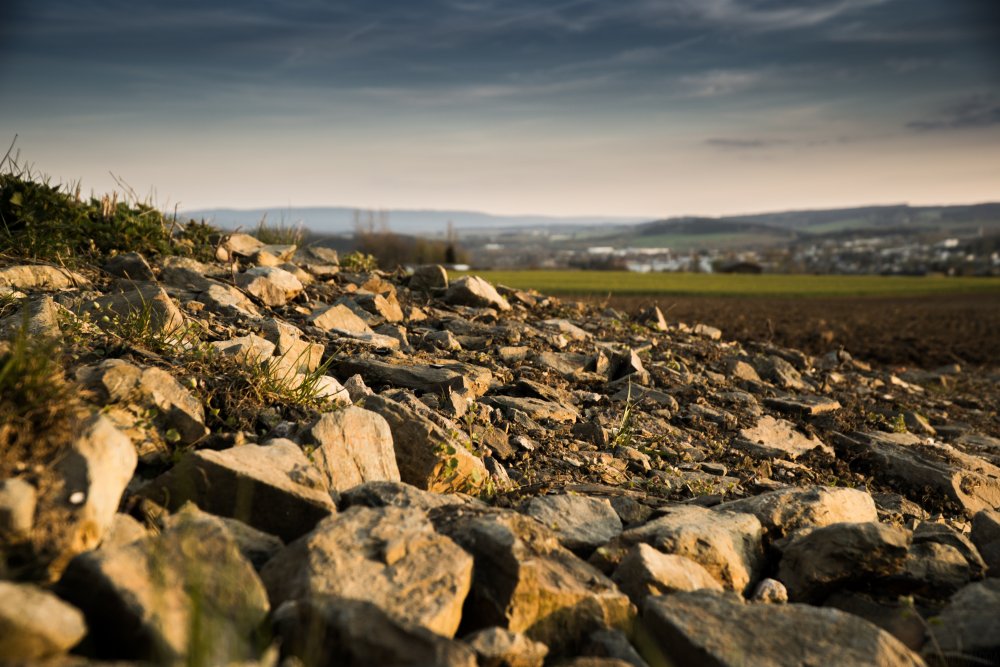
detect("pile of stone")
[1,236,999,666]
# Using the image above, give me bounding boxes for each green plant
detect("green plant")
[251,216,305,246]
[611,384,638,449]
[340,251,378,273]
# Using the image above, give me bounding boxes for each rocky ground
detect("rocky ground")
[1,233,999,667]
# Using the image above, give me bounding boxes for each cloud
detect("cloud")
[705,137,787,149]
[907,94,1000,131]
[679,69,767,97]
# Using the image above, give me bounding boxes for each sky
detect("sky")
[1,0,999,218]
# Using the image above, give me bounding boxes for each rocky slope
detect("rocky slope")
[1,234,999,667]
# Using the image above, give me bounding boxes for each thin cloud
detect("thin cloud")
[907,95,1000,131]
[705,137,788,149]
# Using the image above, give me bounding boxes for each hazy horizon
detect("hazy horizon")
[2,1,998,217]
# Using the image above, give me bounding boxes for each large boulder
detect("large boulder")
[612,543,722,605]
[444,276,511,311]
[304,407,401,493]
[924,579,1000,666]
[261,505,472,637]
[593,505,764,594]
[525,494,623,555]
[139,439,335,542]
[715,486,879,541]
[430,506,635,652]
[56,510,270,664]
[642,590,926,667]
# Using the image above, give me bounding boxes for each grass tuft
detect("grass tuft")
[251,216,305,246]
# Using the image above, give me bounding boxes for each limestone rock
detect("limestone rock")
[715,485,879,541]
[335,357,493,398]
[643,590,926,667]
[139,439,335,542]
[0,477,37,539]
[733,415,832,460]
[362,394,488,493]
[340,480,471,512]
[485,395,579,424]
[273,596,477,667]
[88,284,185,340]
[103,251,154,280]
[305,407,400,493]
[0,264,88,291]
[971,509,1000,576]
[261,505,473,637]
[430,506,635,652]
[924,579,1000,666]
[593,505,764,594]
[777,521,911,602]
[445,276,511,311]
[0,581,86,660]
[236,266,303,306]
[410,265,449,293]
[612,543,722,605]
[310,303,374,334]
[525,494,623,554]
[55,414,138,555]
[464,627,549,667]
[210,333,276,364]
[56,511,270,663]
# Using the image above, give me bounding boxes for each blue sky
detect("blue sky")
[2,0,998,216]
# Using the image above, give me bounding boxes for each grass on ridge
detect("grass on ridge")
[455,270,1000,298]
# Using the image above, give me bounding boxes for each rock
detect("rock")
[310,303,374,334]
[56,510,269,663]
[639,306,667,332]
[833,431,1000,516]
[161,504,284,571]
[261,505,472,637]
[362,394,488,494]
[715,485,879,541]
[464,627,549,667]
[593,505,764,594]
[103,251,155,280]
[911,521,987,581]
[217,232,264,260]
[273,596,477,667]
[543,318,592,341]
[344,373,374,402]
[0,264,88,291]
[643,590,926,667]
[612,543,722,605]
[304,407,400,493]
[430,506,634,652]
[923,579,1000,666]
[210,333,276,364]
[755,355,807,390]
[897,539,977,598]
[410,264,450,293]
[777,522,911,602]
[55,414,137,556]
[99,512,148,550]
[88,284,185,340]
[972,509,1000,576]
[582,628,649,667]
[236,266,303,306]
[0,581,87,660]
[693,323,722,340]
[340,480,471,512]
[139,439,335,542]
[0,477,37,538]
[751,578,789,603]
[733,415,832,460]
[610,349,647,383]
[525,494,623,554]
[484,395,579,424]
[823,591,927,652]
[335,357,493,398]
[201,281,262,317]
[356,291,405,322]
[763,395,842,417]
[445,276,511,311]
[314,375,352,404]
[0,294,65,339]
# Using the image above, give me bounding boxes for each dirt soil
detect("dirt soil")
[600,292,1000,368]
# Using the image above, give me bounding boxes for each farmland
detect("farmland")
[456,270,1000,298]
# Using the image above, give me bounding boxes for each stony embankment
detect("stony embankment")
[1,234,999,666]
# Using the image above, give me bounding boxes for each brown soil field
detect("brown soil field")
[599,292,1000,368]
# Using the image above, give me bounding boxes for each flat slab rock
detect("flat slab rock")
[733,415,832,460]
[642,590,926,667]
[484,395,580,424]
[336,357,493,398]
[715,485,879,541]
[0,582,86,661]
[834,430,1000,516]
[525,494,623,554]
[304,407,401,493]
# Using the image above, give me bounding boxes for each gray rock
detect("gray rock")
[103,251,155,281]
[610,349,647,383]
[593,505,764,594]
[236,266,304,306]
[217,232,264,260]
[261,505,472,637]
[335,357,493,398]
[410,265,449,293]
[715,485,879,541]
[139,439,335,542]
[55,414,138,556]
[56,510,269,663]
[445,276,511,311]
[340,480,471,512]
[582,628,649,667]
[525,494,623,554]
[464,627,549,667]
[643,590,926,667]
[0,295,64,338]
[755,355,807,390]
[777,521,911,602]
[356,291,405,322]
[210,333,276,364]
[305,407,401,493]
[639,306,667,332]
[612,543,722,605]
[99,512,148,550]
[362,394,488,494]
[201,281,262,317]
[87,284,185,340]
[0,582,86,660]
[763,395,842,417]
[162,504,284,571]
[834,431,1000,516]
[972,509,1000,576]
[430,505,635,652]
[694,323,722,340]
[273,596,477,667]
[733,415,832,460]
[484,395,579,424]
[751,578,789,603]
[0,477,37,539]
[725,358,762,383]
[924,579,1000,666]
